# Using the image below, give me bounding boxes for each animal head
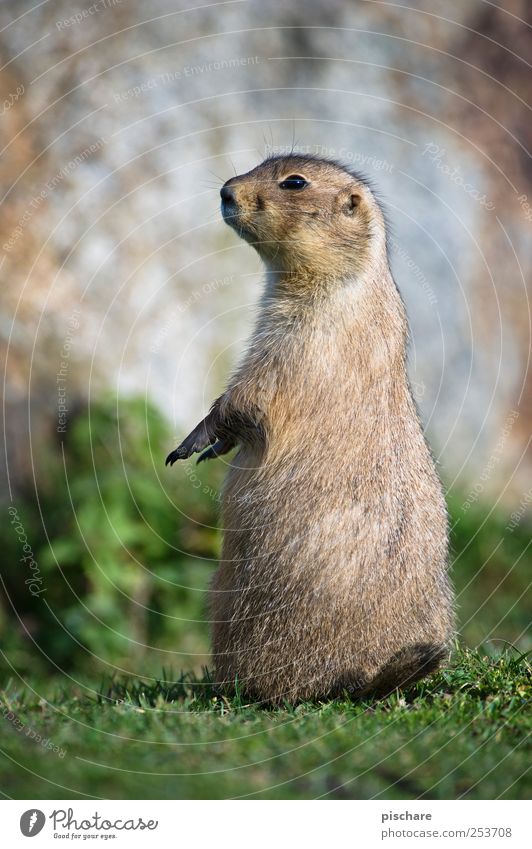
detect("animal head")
[220,155,386,278]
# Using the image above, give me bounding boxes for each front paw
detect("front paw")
[165,417,215,466]
[196,437,235,464]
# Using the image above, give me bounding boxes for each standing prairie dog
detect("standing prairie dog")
[166,154,453,703]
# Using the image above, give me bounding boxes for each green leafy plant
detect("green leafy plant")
[0,397,221,676]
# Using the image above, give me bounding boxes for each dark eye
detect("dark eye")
[279,175,309,190]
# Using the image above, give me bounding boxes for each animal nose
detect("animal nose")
[220,184,236,204]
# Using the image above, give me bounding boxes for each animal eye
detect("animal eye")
[279,175,309,190]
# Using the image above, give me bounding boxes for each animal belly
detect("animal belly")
[209,461,451,701]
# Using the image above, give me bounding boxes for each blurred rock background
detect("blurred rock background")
[0,0,530,678]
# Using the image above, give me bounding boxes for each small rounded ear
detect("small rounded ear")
[338,187,362,216]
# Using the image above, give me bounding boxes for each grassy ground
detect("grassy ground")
[1,450,530,799]
[0,646,530,799]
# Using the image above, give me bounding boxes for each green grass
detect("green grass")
[1,400,530,799]
[0,646,530,799]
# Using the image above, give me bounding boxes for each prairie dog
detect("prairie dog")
[166,154,453,703]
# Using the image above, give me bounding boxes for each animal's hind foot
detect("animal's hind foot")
[362,643,448,698]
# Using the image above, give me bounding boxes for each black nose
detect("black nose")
[220,184,236,204]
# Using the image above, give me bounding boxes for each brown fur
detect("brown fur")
[167,155,454,703]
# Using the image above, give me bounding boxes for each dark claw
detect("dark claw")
[165,446,189,466]
[196,441,223,464]
[196,447,216,465]
[197,438,235,465]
